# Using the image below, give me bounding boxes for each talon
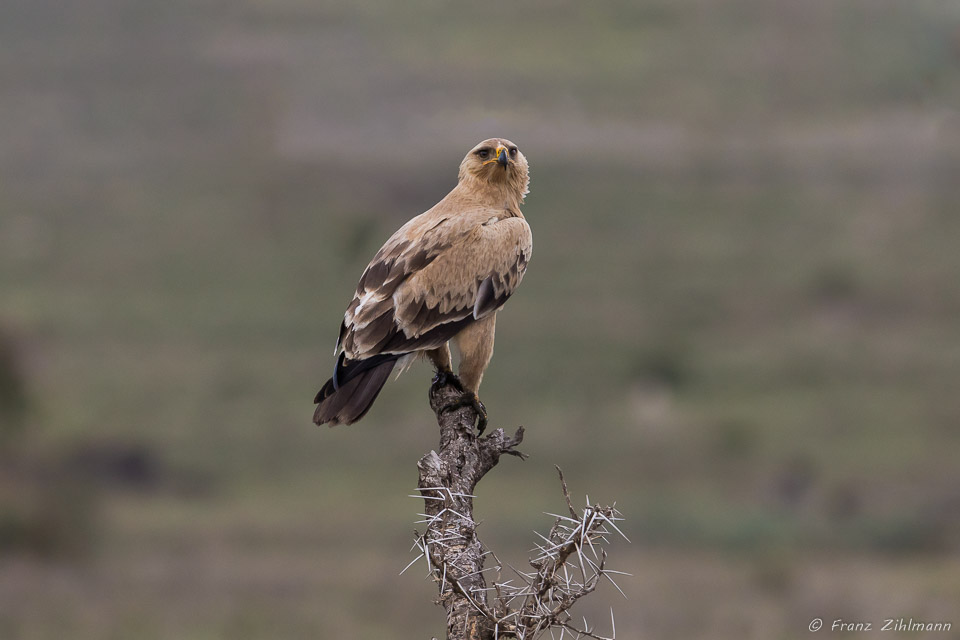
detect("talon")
[440,392,488,434]
[474,397,488,434]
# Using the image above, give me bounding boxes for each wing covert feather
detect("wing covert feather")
[340,213,531,359]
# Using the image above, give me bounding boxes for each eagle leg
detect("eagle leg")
[439,392,488,435]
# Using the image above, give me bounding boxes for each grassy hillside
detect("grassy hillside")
[1,0,959,637]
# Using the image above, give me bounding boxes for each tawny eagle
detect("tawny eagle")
[313,138,532,432]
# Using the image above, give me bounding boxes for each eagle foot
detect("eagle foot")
[440,392,488,435]
[431,370,464,393]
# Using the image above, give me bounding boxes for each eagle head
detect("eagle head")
[459,138,530,201]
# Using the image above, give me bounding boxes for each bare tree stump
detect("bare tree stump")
[416,380,526,640]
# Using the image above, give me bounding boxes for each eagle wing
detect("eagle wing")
[338,212,532,360]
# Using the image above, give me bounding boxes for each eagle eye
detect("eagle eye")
[476,149,490,159]
[509,147,518,157]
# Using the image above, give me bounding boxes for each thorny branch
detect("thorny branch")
[410,379,629,640]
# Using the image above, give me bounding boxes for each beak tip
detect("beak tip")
[496,148,508,167]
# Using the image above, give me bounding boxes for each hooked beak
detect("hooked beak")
[496,146,508,167]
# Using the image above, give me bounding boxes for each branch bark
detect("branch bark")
[416,380,525,640]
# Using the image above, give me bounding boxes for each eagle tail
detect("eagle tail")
[313,352,401,426]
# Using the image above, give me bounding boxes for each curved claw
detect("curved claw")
[440,391,488,435]
[473,396,488,435]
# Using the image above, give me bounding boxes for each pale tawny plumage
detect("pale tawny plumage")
[313,138,532,431]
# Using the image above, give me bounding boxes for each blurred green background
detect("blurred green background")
[2,0,960,638]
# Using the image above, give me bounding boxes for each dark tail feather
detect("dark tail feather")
[313,353,400,426]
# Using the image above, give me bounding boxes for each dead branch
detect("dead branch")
[412,379,628,640]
